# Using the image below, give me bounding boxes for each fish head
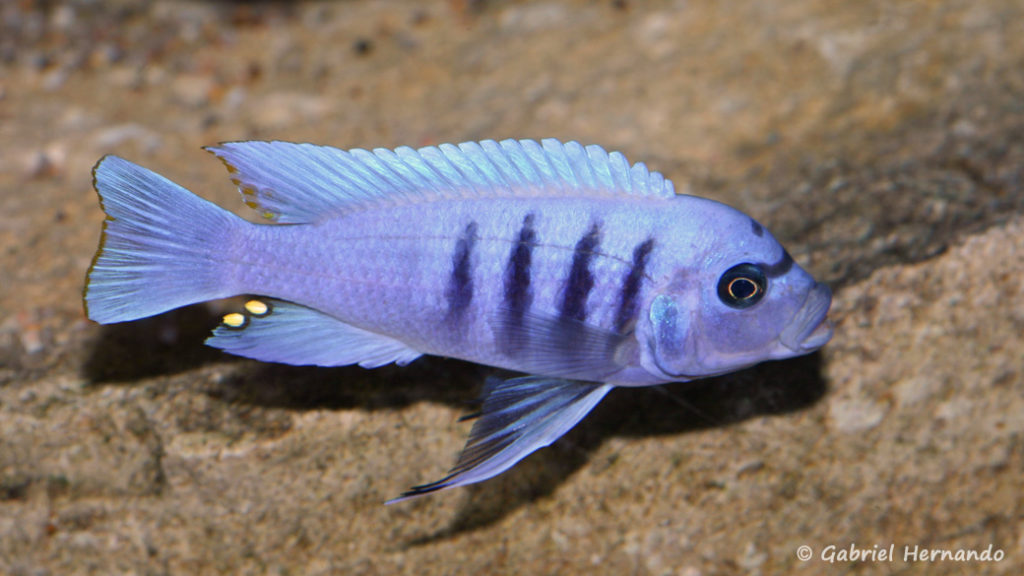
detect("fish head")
[640,209,833,381]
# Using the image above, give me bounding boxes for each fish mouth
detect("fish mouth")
[779,282,834,353]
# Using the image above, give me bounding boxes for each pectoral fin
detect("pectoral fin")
[389,376,612,503]
[494,308,631,381]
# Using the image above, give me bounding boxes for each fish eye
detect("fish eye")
[717,263,767,309]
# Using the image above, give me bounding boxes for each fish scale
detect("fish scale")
[234,198,658,363]
[83,138,833,501]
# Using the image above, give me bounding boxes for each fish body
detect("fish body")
[85,139,832,500]
[219,195,756,385]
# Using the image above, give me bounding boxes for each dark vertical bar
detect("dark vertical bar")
[445,221,478,323]
[560,222,601,323]
[614,237,655,333]
[503,213,537,331]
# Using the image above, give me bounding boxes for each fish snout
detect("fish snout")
[779,282,833,353]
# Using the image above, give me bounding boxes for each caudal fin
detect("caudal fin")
[84,155,241,323]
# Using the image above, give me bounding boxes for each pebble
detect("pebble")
[828,394,889,433]
[23,145,67,179]
[499,4,571,32]
[92,124,164,154]
[250,92,331,130]
[171,74,216,108]
[15,312,43,356]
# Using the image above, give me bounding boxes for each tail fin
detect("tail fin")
[84,155,242,323]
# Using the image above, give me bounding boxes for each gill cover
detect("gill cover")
[645,294,693,380]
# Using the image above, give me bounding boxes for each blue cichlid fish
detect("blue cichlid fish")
[84,139,833,502]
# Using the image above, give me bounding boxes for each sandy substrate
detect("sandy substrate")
[1,1,1022,574]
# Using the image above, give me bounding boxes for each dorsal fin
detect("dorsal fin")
[205,139,676,224]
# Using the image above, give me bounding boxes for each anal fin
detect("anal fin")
[388,376,612,503]
[207,298,422,368]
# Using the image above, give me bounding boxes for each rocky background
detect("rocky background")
[1,1,1022,574]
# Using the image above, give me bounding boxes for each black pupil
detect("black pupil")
[729,278,757,300]
[717,263,767,309]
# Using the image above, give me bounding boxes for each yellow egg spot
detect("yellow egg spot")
[244,300,269,316]
[222,312,246,328]
[262,211,277,220]
[244,199,259,209]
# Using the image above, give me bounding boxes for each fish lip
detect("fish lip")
[780,282,834,353]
